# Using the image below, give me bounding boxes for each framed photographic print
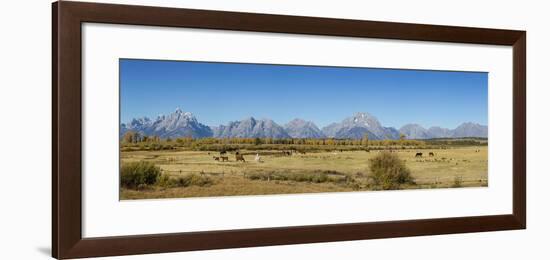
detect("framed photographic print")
[52,1,526,259]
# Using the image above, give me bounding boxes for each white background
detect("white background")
[82,23,512,237]
[0,0,547,259]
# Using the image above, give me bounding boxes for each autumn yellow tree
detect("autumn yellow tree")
[123,131,142,143]
[362,133,369,147]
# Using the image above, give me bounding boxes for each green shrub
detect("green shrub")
[157,174,172,187]
[368,152,414,190]
[158,174,213,188]
[245,170,352,184]
[120,161,161,189]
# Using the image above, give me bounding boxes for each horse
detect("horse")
[235,152,246,162]
[212,156,220,161]
[220,156,229,162]
[255,153,263,163]
[429,152,435,157]
[415,152,423,158]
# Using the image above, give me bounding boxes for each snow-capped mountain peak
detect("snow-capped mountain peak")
[121,108,212,138]
[322,112,396,140]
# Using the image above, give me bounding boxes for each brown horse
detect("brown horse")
[235,152,246,162]
[220,156,229,162]
[415,152,423,158]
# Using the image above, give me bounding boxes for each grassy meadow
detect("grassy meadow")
[120,140,488,200]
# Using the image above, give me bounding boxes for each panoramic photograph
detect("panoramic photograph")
[119,59,488,200]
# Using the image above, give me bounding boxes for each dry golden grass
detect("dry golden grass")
[120,146,487,200]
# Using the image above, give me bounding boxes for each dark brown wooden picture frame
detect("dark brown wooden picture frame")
[52,1,526,259]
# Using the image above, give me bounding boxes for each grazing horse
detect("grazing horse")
[429,152,435,157]
[235,152,246,162]
[212,156,220,161]
[415,152,423,158]
[220,156,229,162]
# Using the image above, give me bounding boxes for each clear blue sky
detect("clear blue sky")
[120,59,488,129]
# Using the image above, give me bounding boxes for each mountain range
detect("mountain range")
[213,117,291,139]
[121,108,488,140]
[120,108,212,139]
[285,119,326,138]
[399,122,487,139]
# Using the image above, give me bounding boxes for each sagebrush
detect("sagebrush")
[158,174,214,188]
[368,152,414,190]
[120,161,161,189]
